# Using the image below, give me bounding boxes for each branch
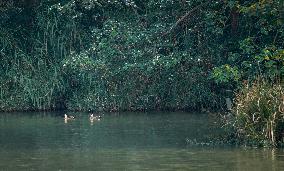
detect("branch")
[166,0,212,35]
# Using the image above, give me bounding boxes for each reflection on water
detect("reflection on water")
[0,112,284,170]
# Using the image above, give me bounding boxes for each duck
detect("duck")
[89,114,102,121]
[64,114,75,120]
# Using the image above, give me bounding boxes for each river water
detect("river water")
[0,112,284,170]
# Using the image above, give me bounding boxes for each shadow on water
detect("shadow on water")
[1,111,284,170]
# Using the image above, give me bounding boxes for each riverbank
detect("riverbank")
[1,0,283,148]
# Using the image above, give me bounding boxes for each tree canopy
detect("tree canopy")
[0,0,283,111]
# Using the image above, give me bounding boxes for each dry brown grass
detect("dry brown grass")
[233,80,284,146]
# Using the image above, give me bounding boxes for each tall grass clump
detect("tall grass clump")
[0,4,84,111]
[231,81,284,147]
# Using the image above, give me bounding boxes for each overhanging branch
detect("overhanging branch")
[166,0,212,35]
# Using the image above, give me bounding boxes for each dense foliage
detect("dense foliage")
[0,0,283,113]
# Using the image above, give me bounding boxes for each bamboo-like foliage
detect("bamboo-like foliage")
[0,5,82,111]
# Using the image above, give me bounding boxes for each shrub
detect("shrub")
[231,80,284,146]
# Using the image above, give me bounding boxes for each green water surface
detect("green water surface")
[0,112,284,170]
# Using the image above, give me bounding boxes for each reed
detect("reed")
[231,80,284,146]
[0,6,82,111]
